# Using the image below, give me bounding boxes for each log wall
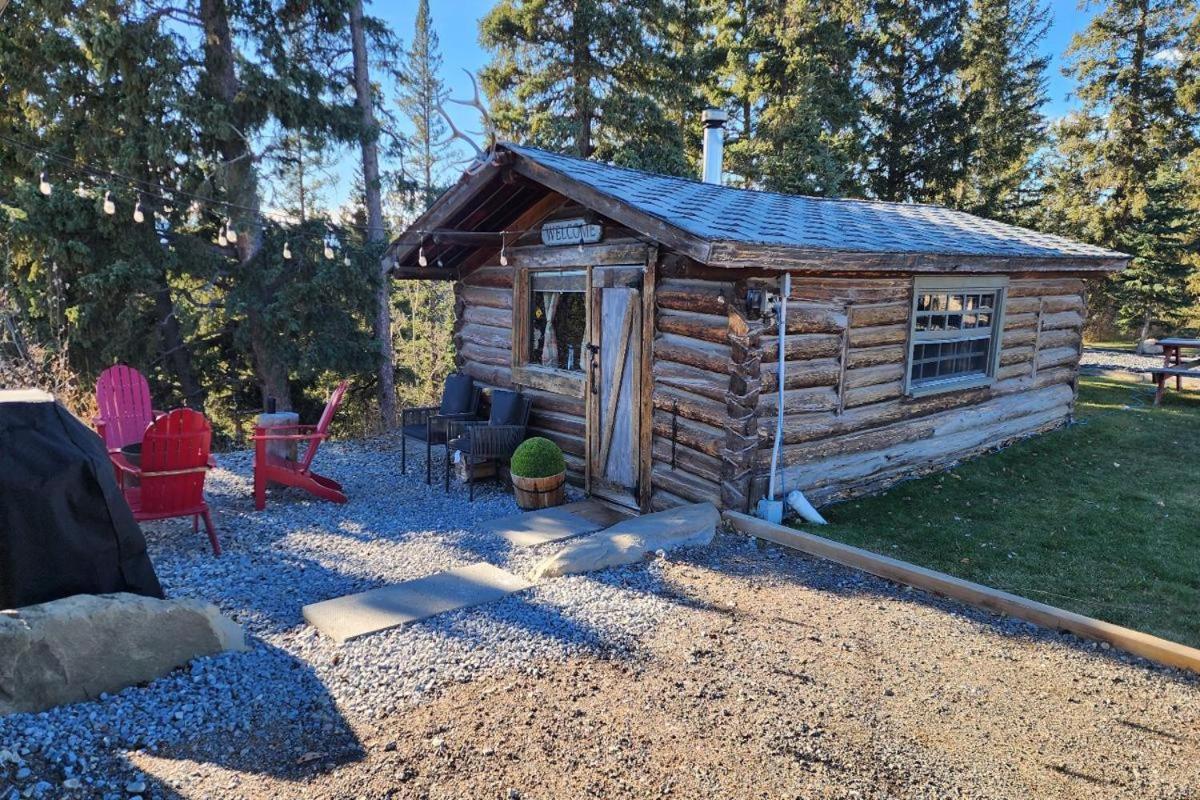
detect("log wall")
[752,274,1087,506]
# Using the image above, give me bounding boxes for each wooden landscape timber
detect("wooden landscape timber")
[724,511,1200,675]
[388,142,1125,513]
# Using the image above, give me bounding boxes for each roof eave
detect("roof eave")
[704,240,1131,273]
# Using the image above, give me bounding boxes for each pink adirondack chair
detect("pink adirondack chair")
[251,381,348,511]
[94,364,163,452]
[110,408,221,555]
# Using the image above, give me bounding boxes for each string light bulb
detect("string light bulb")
[224,222,237,244]
[74,182,88,198]
[499,234,508,266]
[38,172,51,196]
[103,191,116,215]
[282,241,292,260]
[343,255,351,267]
[133,200,145,223]
[323,235,335,260]
[418,246,427,268]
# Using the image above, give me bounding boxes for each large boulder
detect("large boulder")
[533,502,719,581]
[0,593,246,715]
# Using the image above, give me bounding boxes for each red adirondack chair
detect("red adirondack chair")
[251,381,348,511]
[94,364,163,452]
[110,408,221,556]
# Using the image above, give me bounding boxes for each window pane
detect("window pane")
[909,285,1001,390]
[530,290,586,372]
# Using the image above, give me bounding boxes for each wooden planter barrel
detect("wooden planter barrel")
[511,471,566,510]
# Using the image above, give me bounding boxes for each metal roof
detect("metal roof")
[504,143,1126,262]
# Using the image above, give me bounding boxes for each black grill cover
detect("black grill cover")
[0,390,163,608]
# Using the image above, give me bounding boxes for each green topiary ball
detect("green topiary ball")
[510,436,566,479]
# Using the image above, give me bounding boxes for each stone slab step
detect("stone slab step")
[302,563,532,643]
[483,500,632,547]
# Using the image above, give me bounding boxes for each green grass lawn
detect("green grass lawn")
[806,375,1200,647]
[1083,339,1138,352]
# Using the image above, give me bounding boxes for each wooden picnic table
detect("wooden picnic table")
[1159,338,1200,390]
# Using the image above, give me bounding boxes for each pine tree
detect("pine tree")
[398,0,451,210]
[479,0,688,174]
[950,0,1050,220]
[859,0,968,202]
[1044,0,1196,342]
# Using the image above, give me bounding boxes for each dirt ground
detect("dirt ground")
[130,534,1200,800]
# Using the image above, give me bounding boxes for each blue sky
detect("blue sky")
[332,0,1095,207]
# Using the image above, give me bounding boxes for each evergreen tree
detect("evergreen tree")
[398,0,451,210]
[479,0,689,174]
[1044,0,1196,342]
[950,0,1050,220]
[859,0,968,202]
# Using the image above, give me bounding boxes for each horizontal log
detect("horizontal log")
[461,266,514,289]
[459,341,511,367]
[1037,328,1080,351]
[759,365,1074,446]
[528,408,584,437]
[1004,312,1038,331]
[651,462,721,506]
[997,361,1034,381]
[843,379,904,409]
[652,410,725,458]
[1005,293,1084,316]
[999,345,1034,367]
[849,324,907,348]
[844,362,905,390]
[460,361,513,390]
[1041,310,1084,331]
[846,344,906,369]
[654,386,729,429]
[462,304,512,329]
[653,360,730,402]
[527,425,585,458]
[1037,346,1079,370]
[761,333,841,362]
[523,387,585,417]
[760,383,1073,469]
[850,301,910,327]
[791,277,912,304]
[650,487,689,512]
[459,322,512,350]
[461,285,512,310]
[757,386,839,415]
[657,309,728,345]
[655,333,733,374]
[656,278,733,315]
[652,436,723,484]
[776,395,1072,497]
[1009,278,1085,297]
[785,303,847,334]
[1003,328,1037,347]
[760,358,841,392]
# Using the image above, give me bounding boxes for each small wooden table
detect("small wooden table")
[1159,338,1200,390]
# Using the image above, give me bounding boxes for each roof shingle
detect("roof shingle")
[505,144,1126,262]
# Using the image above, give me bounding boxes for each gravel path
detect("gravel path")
[0,435,677,799]
[2,435,1198,799]
[1080,347,1162,373]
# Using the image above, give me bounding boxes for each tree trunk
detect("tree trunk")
[350,0,396,428]
[153,283,204,408]
[199,0,291,410]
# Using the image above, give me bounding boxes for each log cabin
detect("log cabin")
[384,124,1128,515]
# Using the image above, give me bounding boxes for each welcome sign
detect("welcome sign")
[541,218,603,247]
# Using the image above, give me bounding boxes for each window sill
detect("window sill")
[513,365,586,399]
[905,374,994,398]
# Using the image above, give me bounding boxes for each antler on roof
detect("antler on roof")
[434,70,499,176]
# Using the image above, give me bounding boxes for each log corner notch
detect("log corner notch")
[721,278,764,512]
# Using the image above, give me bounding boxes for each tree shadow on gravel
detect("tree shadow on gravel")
[711,534,1200,690]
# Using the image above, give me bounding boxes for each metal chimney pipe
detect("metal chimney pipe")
[701,108,728,185]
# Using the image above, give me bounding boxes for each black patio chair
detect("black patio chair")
[400,373,482,484]
[443,389,533,500]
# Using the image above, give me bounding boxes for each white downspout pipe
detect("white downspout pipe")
[759,273,827,525]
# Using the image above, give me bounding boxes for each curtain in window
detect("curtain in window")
[541,292,561,368]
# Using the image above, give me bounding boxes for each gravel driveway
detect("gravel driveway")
[2,435,1198,799]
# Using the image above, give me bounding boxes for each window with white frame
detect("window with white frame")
[906,277,1007,393]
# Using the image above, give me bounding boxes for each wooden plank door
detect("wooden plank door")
[587,266,643,507]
